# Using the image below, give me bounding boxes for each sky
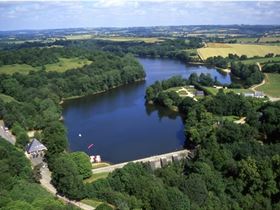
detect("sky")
[0,1,279,31]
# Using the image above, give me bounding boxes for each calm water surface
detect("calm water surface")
[62,58,231,163]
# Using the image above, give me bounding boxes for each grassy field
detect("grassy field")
[0,57,92,74]
[65,34,164,43]
[197,43,280,60]
[204,87,254,95]
[222,115,240,121]
[256,73,280,98]
[241,57,280,65]
[93,36,163,43]
[64,34,93,40]
[0,93,18,103]
[81,199,103,208]
[229,37,258,43]
[92,162,111,169]
[44,57,92,72]
[84,172,110,183]
[259,37,280,43]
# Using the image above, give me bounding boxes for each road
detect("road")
[92,149,190,174]
[40,164,95,210]
[0,120,16,145]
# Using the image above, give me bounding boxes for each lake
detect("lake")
[62,58,231,164]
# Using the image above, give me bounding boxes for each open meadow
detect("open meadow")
[197,43,280,60]
[204,87,254,95]
[256,73,280,98]
[64,34,164,43]
[259,36,280,43]
[0,93,18,103]
[0,57,92,75]
[93,36,164,43]
[241,56,280,65]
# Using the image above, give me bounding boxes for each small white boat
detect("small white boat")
[78,133,82,137]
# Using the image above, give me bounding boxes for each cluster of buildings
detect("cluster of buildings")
[243,91,265,98]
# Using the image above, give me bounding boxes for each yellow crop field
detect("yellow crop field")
[197,43,280,61]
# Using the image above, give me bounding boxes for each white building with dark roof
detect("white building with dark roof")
[26,138,47,158]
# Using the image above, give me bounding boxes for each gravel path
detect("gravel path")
[40,164,95,210]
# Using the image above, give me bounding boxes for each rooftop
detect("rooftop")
[26,138,47,153]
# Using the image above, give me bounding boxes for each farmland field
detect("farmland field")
[256,73,280,98]
[0,57,92,74]
[197,43,280,60]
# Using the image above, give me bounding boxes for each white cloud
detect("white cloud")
[0,1,279,30]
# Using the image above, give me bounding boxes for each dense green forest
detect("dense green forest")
[230,62,264,87]
[0,139,78,210]
[263,63,280,73]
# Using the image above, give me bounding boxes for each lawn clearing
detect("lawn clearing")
[0,93,18,103]
[197,43,280,61]
[84,172,110,183]
[204,87,254,95]
[65,34,93,40]
[0,57,92,74]
[241,57,280,65]
[44,57,92,72]
[93,36,164,43]
[0,64,35,74]
[259,37,280,43]
[92,162,111,169]
[81,199,103,208]
[256,73,280,98]
[226,37,258,43]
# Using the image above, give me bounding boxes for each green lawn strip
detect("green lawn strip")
[203,87,254,95]
[0,64,35,74]
[0,57,92,74]
[44,57,92,72]
[222,115,240,121]
[241,57,280,65]
[92,162,111,169]
[81,199,104,208]
[256,73,280,98]
[84,172,110,183]
[0,93,18,103]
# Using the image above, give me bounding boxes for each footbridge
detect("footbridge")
[92,149,191,174]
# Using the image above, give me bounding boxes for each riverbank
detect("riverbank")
[59,78,146,105]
